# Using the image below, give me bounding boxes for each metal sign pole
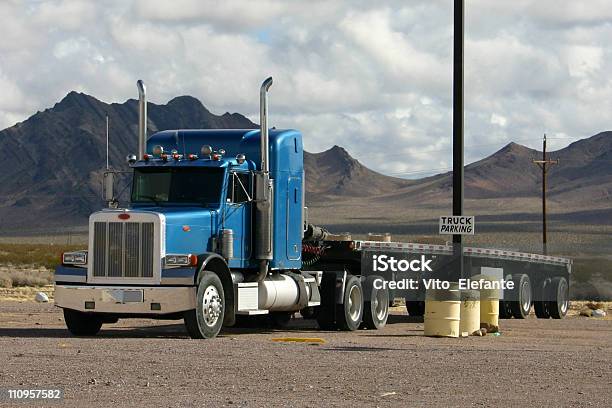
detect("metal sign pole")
[453,0,465,279]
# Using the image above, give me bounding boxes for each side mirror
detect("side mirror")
[103,172,114,202]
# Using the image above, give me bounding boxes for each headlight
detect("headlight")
[62,251,87,265]
[165,254,197,267]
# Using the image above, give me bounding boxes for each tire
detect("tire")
[336,275,363,331]
[269,312,293,328]
[499,301,513,319]
[316,272,339,330]
[361,276,389,330]
[509,274,532,319]
[534,278,551,319]
[548,277,569,319]
[534,301,550,319]
[405,300,425,317]
[63,309,103,336]
[315,305,336,330]
[184,272,225,339]
[101,315,119,324]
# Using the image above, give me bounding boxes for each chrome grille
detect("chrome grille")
[92,221,155,278]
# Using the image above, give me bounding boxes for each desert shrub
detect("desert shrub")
[0,269,54,288]
[0,243,83,269]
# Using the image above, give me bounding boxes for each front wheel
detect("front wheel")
[63,309,103,336]
[184,272,225,339]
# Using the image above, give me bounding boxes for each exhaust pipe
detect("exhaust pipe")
[137,80,147,158]
[254,77,274,282]
[259,77,273,173]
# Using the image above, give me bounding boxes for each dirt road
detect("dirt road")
[0,301,610,407]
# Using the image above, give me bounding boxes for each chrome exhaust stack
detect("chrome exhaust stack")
[137,80,147,158]
[259,77,273,172]
[254,77,274,281]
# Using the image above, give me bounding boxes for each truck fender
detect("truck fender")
[196,253,235,326]
[320,269,347,304]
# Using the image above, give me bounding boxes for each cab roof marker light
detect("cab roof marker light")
[143,153,150,161]
[152,145,164,157]
[188,154,198,161]
[212,153,220,161]
[201,145,213,156]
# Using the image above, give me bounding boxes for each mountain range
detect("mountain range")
[0,91,611,234]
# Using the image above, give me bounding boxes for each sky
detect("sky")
[1,0,612,178]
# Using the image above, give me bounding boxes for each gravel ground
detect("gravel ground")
[0,301,610,407]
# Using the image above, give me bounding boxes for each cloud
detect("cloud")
[1,0,612,177]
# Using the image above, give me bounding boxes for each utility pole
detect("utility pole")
[106,114,110,170]
[532,134,558,254]
[453,0,464,278]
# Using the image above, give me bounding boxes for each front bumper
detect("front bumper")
[55,285,196,314]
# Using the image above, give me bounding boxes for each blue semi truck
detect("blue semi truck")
[54,78,571,338]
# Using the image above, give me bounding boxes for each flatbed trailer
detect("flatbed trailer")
[303,239,571,322]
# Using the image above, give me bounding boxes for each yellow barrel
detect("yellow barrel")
[473,274,500,330]
[424,283,460,338]
[459,290,480,336]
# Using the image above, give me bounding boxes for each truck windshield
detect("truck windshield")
[131,167,225,206]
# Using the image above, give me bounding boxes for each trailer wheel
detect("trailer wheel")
[361,276,389,330]
[498,301,513,319]
[337,275,363,331]
[534,278,551,319]
[405,300,425,317]
[184,272,225,339]
[548,277,569,319]
[509,274,532,319]
[63,309,103,336]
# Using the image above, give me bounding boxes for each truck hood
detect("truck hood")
[133,206,218,254]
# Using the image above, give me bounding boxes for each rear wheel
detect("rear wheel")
[509,274,532,319]
[63,309,103,336]
[534,278,551,319]
[499,301,513,319]
[405,300,425,317]
[361,276,389,330]
[337,275,363,331]
[184,272,225,339]
[548,277,569,319]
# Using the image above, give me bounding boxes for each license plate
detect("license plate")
[102,289,144,303]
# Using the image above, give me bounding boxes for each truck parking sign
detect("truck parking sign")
[439,216,475,235]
